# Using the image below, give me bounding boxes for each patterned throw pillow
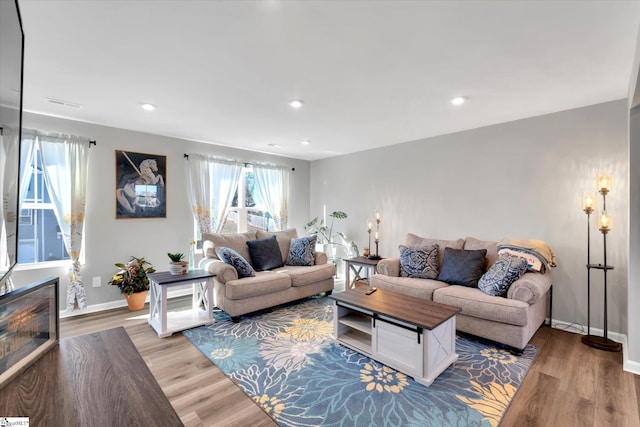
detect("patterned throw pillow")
[286,235,317,266]
[478,253,528,297]
[438,248,487,287]
[399,244,439,279]
[215,247,255,278]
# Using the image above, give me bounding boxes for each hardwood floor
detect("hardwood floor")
[59,297,640,427]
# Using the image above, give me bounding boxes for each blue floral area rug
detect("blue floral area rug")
[182,296,537,427]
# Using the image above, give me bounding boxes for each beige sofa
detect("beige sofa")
[200,228,334,321]
[370,234,552,351]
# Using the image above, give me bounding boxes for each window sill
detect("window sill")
[16,260,71,271]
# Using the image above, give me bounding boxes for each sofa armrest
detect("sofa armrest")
[377,257,401,277]
[507,270,552,305]
[314,251,328,265]
[199,258,238,284]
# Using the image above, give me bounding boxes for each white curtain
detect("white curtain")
[19,130,36,209]
[187,154,242,234]
[0,127,20,293]
[252,165,289,231]
[38,133,91,311]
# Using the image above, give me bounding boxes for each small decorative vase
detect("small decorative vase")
[125,290,148,311]
[169,261,189,275]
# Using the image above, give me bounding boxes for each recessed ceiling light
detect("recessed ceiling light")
[450,97,467,106]
[301,140,311,145]
[141,103,156,111]
[288,100,304,109]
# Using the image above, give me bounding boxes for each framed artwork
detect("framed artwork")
[115,150,166,219]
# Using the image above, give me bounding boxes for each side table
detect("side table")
[344,256,382,289]
[147,269,215,337]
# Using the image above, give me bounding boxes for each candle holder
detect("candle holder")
[367,211,381,260]
[581,175,621,352]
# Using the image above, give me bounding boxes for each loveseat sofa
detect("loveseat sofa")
[370,233,553,351]
[200,228,334,321]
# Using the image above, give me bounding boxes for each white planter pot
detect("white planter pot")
[168,262,188,275]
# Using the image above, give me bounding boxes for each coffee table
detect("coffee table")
[329,287,461,386]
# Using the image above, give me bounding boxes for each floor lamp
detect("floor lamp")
[581,174,621,352]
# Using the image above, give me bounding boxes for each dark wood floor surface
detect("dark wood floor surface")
[0,327,183,427]
[9,295,638,426]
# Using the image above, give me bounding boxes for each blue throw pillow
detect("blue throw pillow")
[399,244,439,279]
[478,253,528,297]
[247,235,284,271]
[286,235,317,266]
[215,247,255,278]
[438,247,487,287]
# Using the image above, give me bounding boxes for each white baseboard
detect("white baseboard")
[59,287,193,319]
[550,319,639,375]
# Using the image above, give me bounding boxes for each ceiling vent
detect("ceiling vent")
[45,97,83,108]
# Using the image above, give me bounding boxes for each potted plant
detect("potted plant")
[305,211,359,257]
[168,252,189,275]
[109,256,155,311]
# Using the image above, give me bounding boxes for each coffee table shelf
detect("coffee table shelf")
[338,312,372,334]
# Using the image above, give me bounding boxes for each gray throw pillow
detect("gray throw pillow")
[399,244,439,279]
[438,247,487,287]
[286,235,317,266]
[215,247,255,278]
[478,253,528,297]
[247,235,284,271]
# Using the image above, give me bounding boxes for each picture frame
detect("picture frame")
[115,150,167,219]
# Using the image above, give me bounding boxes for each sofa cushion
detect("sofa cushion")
[433,285,529,327]
[405,233,464,269]
[203,231,256,262]
[273,263,335,287]
[478,253,528,297]
[225,271,291,300]
[370,274,448,300]
[463,237,498,271]
[399,244,439,279]
[215,247,255,278]
[256,228,298,263]
[247,235,284,271]
[286,235,317,266]
[438,247,487,287]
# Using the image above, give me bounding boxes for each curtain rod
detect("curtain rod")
[184,153,295,171]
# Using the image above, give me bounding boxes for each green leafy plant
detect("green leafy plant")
[109,256,155,295]
[167,252,185,262]
[305,211,359,256]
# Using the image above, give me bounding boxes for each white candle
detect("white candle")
[375,231,379,240]
[376,210,380,221]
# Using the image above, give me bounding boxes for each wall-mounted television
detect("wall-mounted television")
[0,0,24,293]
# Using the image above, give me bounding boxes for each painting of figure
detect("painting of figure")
[115,150,166,219]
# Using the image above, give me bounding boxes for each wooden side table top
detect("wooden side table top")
[344,256,383,267]
[329,287,461,330]
[148,269,215,285]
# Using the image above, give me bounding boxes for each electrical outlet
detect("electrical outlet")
[92,276,101,287]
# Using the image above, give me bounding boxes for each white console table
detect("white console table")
[147,270,215,337]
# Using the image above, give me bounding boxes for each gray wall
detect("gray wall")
[629,106,640,368]
[12,111,311,307]
[310,100,629,338]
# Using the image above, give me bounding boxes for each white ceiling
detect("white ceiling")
[16,0,640,161]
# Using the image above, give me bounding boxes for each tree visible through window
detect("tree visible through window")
[18,148,69,263]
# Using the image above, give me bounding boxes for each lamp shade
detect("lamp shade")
[598,174,612,195]
[582,192,595,214]
[598,210,612,233]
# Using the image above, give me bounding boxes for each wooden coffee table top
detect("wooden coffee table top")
[329,287,461,330]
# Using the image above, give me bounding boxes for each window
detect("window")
[17,148,69,264]
[221,167,273,233]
